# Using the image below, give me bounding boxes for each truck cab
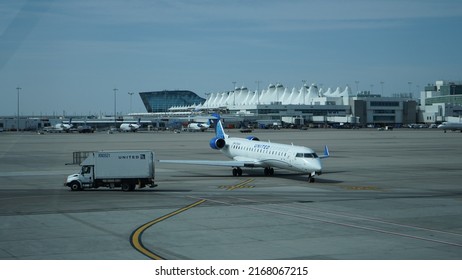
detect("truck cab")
[65,165,94,191]
[80,165,94,185]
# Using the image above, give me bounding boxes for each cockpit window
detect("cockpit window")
[296,153,318,158]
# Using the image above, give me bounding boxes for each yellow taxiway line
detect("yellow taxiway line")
[130,199,207,260]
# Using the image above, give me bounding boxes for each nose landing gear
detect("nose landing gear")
[308,171,318,183]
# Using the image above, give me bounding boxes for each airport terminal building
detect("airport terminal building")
[137,83,417,127]
[139,90,205,113]
[418,80,462,123]
[6,80,462,131]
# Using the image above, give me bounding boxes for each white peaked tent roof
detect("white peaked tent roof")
[173,83,351,111]
[322,88,333,96]
[308,84,319,99]
[332,87,342,96]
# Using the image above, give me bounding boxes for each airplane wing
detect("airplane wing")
[159,159,262,168]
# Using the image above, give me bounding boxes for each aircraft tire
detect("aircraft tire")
[309,177,315,183]
[264,167,275,176]
[237,168,243,176]
[232,168,238,176]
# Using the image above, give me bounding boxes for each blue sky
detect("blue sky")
[1,0,462,115]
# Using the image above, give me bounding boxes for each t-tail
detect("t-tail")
[209,114,228,149]
[319,145,330,159]
[212,114,228,139]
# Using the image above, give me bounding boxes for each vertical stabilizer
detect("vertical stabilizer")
[212,114,228,139]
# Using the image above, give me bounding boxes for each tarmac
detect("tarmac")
[0,128,461,260]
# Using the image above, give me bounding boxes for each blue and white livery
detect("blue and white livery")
[161,114,329,182]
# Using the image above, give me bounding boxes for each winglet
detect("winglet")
[320,145,330,158]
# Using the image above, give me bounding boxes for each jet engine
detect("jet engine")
[209,137,226,150]
[246,136,260,141]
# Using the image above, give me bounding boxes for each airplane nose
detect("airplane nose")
[313,159,322,172]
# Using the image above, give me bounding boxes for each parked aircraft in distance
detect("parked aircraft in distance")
[120,118,141,132]
[186,121,210,132]
[437,122,462,133]
[160,114,329,182]
[43,118,73,133]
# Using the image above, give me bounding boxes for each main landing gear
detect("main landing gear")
[232,167,275,176]
[264,167,274,176]
[232,167,243,176]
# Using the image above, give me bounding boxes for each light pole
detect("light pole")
[408,81,412,95]
[16,87,21,132]
[113,88,118,128]
[205,93,210,109]
[128,92,134,113]
[255,80,261,115]
[232,81,236,106]
[255,80,261,105]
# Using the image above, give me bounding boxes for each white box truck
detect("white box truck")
[65,150,155,191]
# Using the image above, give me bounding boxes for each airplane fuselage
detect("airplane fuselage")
[220,137,322,174]
[187,122,210,131]
[120,123,140,132]
[437,122,462,132]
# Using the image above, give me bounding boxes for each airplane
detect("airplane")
[437,122,462,133]
[120,118,141,132]
[160,114,329,182]
[43,118,73,133]
[186,121,210,132]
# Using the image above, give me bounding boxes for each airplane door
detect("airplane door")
[287,153,294,167]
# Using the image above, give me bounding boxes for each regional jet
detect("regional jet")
[437,122,462,133]
[43,118,73,133]
[120,118,141,132]
[186,121,210,132]
[160,115,329,182]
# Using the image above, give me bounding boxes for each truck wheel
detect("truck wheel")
[121,184,130,192]
[70,181,81,191]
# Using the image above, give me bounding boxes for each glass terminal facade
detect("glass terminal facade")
[424,82,462,106]
[139,90,206,113]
